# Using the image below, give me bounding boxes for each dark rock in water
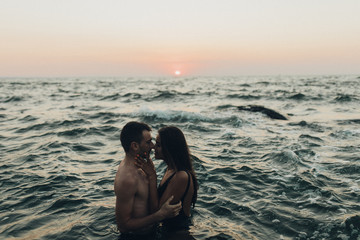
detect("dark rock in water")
[237,105,288,120]
[345,215,360,231]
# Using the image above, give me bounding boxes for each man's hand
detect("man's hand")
[157,195,182,220]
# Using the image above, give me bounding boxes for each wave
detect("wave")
[122,92,142,99]
[57,126,118,138]
[152,90,177,99]
[288,121,325,132]
[144,90,196,101]
[15,122,50,133]
[333,164,360,175]
[263,149,304,168]
[330,129,360,139]
[304,215,360,240]
[336,119,360,125]
[15,119,92,134]
[2,96,24,103]
[255,81,270,85]
[299,134,324,147]
[334,94,359,102]
[87,112,122,120]
[134,107,243,127]
[19,115,39,122]
[226,94,261,99]
[100,93,122,101]
[53,119,89,127]
[215,104,237,110]
[42,195,90,214]
[289,93,306,100]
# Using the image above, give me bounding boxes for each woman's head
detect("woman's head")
[156,126,198,207]
[155,126,191,171]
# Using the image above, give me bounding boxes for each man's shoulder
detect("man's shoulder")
[115,165,139,191]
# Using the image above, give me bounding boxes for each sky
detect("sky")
[1,0,359,77]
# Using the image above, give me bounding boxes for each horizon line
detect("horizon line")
[1,73,359,79]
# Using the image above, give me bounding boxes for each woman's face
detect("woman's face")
[154,135,164,160]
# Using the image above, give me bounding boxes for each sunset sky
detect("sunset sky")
[1,0,359,77]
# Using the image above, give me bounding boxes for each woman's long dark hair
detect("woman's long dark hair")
[158,126,198,207]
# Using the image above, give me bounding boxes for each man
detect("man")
[114,121,181,236]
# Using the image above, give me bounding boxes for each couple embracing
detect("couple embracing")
[114,121,198,239]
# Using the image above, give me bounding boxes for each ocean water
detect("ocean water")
[0,75,359,240]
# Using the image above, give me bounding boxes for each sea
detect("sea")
[0,75,359,240]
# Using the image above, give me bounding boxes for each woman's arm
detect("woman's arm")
[158,171,188,207]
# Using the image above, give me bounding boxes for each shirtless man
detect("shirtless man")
[114,121,182,235]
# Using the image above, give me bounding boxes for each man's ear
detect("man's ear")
[130,142,139,152]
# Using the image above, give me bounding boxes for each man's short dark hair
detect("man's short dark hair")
[120,121,151,153]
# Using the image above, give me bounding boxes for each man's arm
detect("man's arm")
[115,176,181,232]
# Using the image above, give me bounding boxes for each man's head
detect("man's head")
[120,121,153,155]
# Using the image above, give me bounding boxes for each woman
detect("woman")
[136,126,198,233]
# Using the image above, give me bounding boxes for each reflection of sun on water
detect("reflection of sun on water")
[174,70,181,76]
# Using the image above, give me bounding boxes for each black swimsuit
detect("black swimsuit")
[158,171,192,231]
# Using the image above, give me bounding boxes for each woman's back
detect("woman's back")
[158,170,195,230]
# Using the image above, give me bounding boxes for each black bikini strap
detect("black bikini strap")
[165,172,176,184]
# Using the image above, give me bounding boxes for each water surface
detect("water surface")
[1,75,359,239]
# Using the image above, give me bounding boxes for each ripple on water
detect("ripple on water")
[43,196,90,214]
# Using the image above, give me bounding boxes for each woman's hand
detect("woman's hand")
[134,152,156,180]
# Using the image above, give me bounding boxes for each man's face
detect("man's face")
[138,130,154,157]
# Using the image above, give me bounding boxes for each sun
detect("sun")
[174,70,181,76]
